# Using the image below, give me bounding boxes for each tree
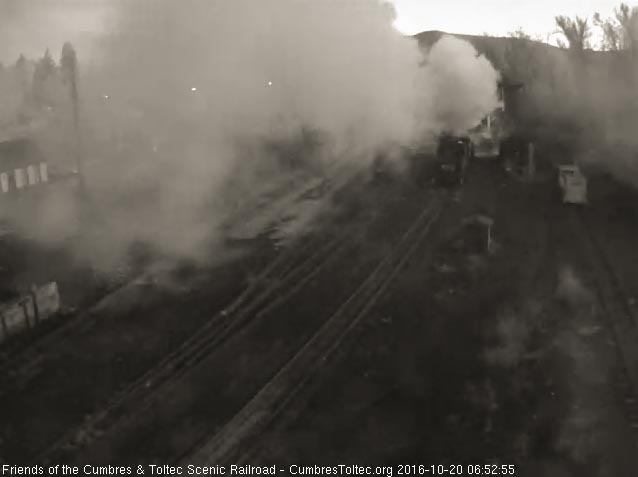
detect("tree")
[616,3,638,48]
[509,28,533,41]
[34,49,56,80]
[615,3,638,61]
[594,3,638,86]
[15,54,27,88]
[555,15,591,52]
[14,54,29,109]
[554,15,594,126]
[32,48,57,107]
[594,11,622,50]
[60,43,77,82]
[593,4,638,52]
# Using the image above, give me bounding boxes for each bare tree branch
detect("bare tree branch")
[555,15,591,51]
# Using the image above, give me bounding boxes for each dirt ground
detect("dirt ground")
[67,176,438,464]
[0,169,434,463]
[244,161,638,476]
[3,155,638,472]
[0,237,275,461]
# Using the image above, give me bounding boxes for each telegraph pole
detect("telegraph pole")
[61,42,85,193]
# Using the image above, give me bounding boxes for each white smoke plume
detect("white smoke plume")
[91,0,499,150]
[18,0,501,265]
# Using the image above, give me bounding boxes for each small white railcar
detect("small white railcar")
[557,164,588,205]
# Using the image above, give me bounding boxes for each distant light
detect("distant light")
[103,94,110,99]
[267,81,273,86]
[191,87,197,92]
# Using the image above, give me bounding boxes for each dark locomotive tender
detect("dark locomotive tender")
[434,134,472,187]
[369,134,473,188]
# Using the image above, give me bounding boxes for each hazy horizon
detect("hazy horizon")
[0,0,625,64]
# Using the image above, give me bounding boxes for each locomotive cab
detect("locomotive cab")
[435,135,471,187]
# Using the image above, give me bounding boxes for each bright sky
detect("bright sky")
[389,0,620,44]
[0,0,112,63]
[0,0,626,62]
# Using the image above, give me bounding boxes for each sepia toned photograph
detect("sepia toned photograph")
[0,1,638,475]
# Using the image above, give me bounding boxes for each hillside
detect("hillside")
[414,30,638,148]
[414,30,626,82]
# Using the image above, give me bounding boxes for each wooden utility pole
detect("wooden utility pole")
[61,42,85,192]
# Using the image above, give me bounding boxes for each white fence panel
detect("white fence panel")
[0,282,60,343]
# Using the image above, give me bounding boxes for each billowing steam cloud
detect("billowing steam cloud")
[46,0,500,265]
[93,0,498,150]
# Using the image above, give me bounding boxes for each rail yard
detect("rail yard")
[0,146,637,476]
[4,1,638,475]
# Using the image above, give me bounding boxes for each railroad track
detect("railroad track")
[0,173,347,385]
[184,197,444,465]
[36,230,351,464]
[573,209,638,437]
[0,268,148,389]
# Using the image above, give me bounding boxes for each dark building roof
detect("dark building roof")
[0,138,45,170]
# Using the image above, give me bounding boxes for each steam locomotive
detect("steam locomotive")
[433,134,473,187]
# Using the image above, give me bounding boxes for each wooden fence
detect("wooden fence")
[0,282,60,343]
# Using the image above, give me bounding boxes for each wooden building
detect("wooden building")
[0,137,49,195]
